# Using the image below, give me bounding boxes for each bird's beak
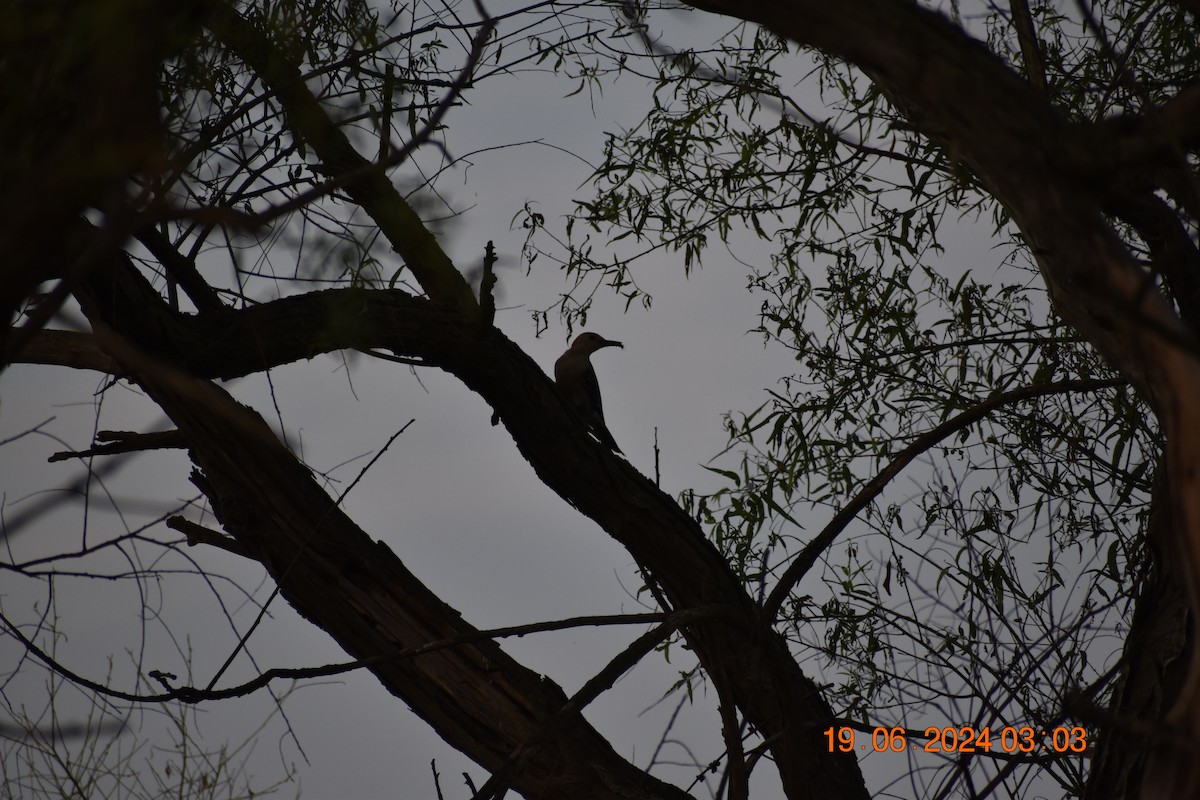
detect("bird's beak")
[602,339,624,349]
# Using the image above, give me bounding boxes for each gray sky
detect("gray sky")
[0,6,802,797]
[0,2,1096,798]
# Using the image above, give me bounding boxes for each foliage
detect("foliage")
[526,1,1182,794]
[3,0,1197,797]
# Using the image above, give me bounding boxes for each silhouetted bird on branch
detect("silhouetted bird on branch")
[554,332,624,453]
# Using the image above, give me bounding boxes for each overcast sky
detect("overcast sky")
[0,3,1061,798]
[0,6,806,798]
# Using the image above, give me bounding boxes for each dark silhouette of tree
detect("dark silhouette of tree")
[3,1,1198,798]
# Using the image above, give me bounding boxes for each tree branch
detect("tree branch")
[4,604,677,706]
[83,312,699,800]
[75,235,867,798]
[763,377,1125,621]
[1105,188,1200,338]
[166,516,249,558]
[204,3,480,312]
[6,329,119,374]
[470,615,695,800]
[133,226,224,313]
[1009,0,1047,97]
[49,429,187,462]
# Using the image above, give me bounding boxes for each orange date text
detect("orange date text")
[823,725,1088,754]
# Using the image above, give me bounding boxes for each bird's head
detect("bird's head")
[571,332,624,354]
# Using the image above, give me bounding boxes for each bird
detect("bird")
[554,332,624,452]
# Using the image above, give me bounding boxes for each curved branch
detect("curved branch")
[3,606,675,705]
[763,378,1125,621]
[1104,188,1200,338]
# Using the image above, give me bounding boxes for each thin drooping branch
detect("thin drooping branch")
[763,377,1125,620]
[3,603,674,706]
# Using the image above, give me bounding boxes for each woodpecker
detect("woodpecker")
[554,332,624,452]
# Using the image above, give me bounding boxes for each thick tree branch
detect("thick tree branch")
[1085,467,1193,797]
[1009,0,1047,97]
[74,244,867,797]
[1105,188,1200,338]
[133,226,224,313]
[1072,82,1200,181]
[6,329,119,374]
[84,316,695,800]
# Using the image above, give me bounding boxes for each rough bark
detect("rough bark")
[67,242,866,799]
[1085,468,1192,798]
[85,318,692,800]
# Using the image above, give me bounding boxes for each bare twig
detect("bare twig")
[1,608,672,705]
[49,429,186,462]
[167,516,249,558]
[469,608,716,800]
